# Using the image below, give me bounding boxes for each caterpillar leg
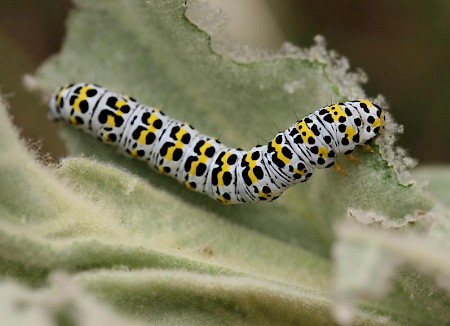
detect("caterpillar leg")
[362,144,374,153]
[345,153,361,164]
[333,162,348,177]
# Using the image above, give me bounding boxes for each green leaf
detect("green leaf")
[0,274,148,326]
[333,222,450,325]
[413,166,450,206]
[0,0,447,324]
[33,0,432,250]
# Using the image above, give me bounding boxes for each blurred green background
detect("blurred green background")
[1,0,449,163]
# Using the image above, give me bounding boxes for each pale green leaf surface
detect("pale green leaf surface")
[0,97,385,325]
[73,269,392,325]
[0,274,148,326]
[33,0,432,250]
[0,0,448,324]
[413,166,450,206]
[333,222,450,325]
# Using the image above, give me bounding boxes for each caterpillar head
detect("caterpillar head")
[357,99,385,144]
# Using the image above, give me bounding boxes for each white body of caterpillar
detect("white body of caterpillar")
[49,83,384,204]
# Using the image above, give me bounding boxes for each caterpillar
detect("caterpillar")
[49,83,384,204]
